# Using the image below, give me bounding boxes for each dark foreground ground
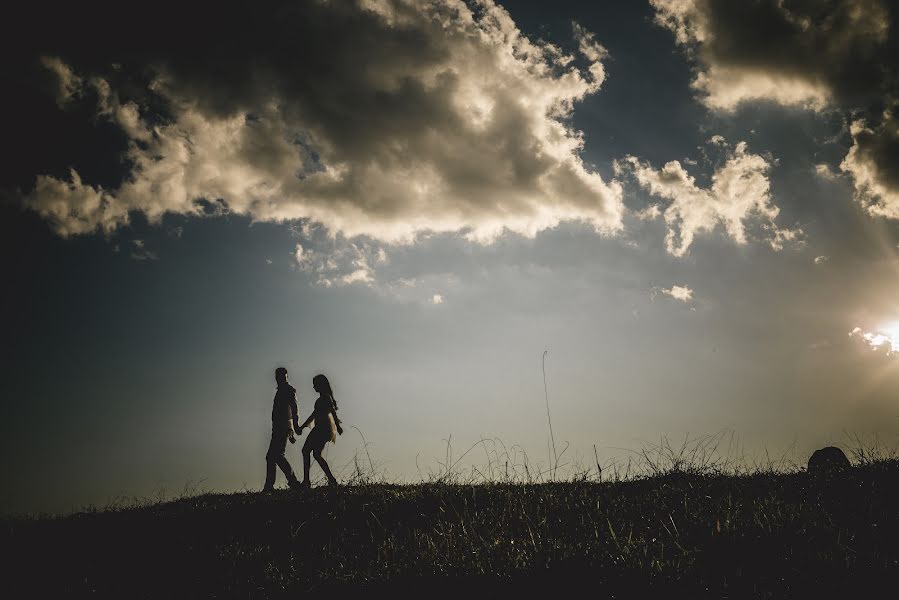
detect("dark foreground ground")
[4,461,899,599]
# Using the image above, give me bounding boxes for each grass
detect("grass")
[4,437,899,598]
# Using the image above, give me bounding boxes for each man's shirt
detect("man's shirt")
[271,383,298,428]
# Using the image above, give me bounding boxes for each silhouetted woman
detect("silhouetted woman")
[298,373,343,487]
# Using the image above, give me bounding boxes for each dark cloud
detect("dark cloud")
[651,0,895,109]
[650,0,899,218]
[13,0,623,243]
[840,103,899,217]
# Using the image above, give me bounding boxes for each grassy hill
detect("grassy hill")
[4,459,899,598]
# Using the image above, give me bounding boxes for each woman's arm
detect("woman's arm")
[298,411,315,431]
[330,406,343,435]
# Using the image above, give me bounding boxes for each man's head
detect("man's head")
[275,367,288,385]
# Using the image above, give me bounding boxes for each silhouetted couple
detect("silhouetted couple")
[263,368,343,491]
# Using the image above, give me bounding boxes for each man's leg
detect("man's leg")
[276,454,299,485]
[264,460,277,491]
[264,434,279,490]
[265,428,293,490]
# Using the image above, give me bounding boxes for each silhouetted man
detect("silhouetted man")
[263,367,303,491]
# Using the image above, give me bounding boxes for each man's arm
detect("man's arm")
[299,409,315,431]
[290,391,301,433]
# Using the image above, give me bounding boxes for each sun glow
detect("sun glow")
[882,321,899,341]
[850,323,899,356]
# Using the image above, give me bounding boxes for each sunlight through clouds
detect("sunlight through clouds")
[849,325,899,356]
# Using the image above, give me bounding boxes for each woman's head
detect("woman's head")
[312,374,337,410]
[275,367,288,384]
[312,374,331,395]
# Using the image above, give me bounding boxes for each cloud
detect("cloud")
[291,230,464,305]
[293,233,383,288]
[653,284,694,302]
[294,243,313,271]
[39,56,83,107]
[814,255,829,264]
[814,164,840,180]
[651,1,899,223]
[840,106,899,218]
[849,326,898,356]
[25,168,125,237]
[22,0,623,245]
[340,268,376,286]
[633,204,662,221]
[129,239,158,261]
[572,21,608,83]
[621,139,800,256]
[649,0,892,111]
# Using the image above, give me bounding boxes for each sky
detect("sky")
[2,0,899,514]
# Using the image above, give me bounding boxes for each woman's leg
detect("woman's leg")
[301,438,313,485]
[313,448,338,485]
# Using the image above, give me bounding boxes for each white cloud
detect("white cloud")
[633,204,661,221]
[294,243,312,270]
[840,112,899,219]
[430,293,445,305]
[25,168,125,237]
[623,139,800,256]
[849,326,898,356]
[814,255,829,265]
[340,268,375,286]
[814,164,840,180]
[653,284,694,302]
[572,21,608,84]
[691,65,830,112]
[23,1,623,246]
[293,238,382,288]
